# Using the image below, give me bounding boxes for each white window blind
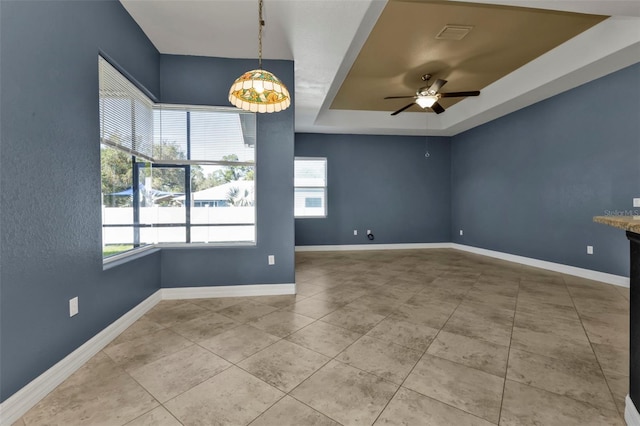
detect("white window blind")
[99,56,154,160]
[154,105,255,165]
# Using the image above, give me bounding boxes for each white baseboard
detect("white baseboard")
[161,283,296,299]
[627,395,640,426]
[295,243,452,252]
[0,290,162,426]
[451,243,630,288]
[0,282,295,425]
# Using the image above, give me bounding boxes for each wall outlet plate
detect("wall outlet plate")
[69,297,79,317]
[459,230,464,236]
[634,198,640,208]
[268,255,275,265]
[353,230,357,236]
[587,245,594,255]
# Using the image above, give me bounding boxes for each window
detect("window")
[294,157,327,218]
[99,56,256,259]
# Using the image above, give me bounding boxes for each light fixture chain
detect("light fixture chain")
[258,0,264,69]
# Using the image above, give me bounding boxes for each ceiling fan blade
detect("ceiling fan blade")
[431,102,445,114]
[391,103,416,116]
[429,79,447,94]
[440,91,481,98]
[384,95,417,99]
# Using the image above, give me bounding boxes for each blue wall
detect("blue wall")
[295,133,451,246]
[0,1,161,402]
[451,62,640,277]
[158,55,295,287]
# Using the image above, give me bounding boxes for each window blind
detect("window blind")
[99,56,154,160]
[154,105,255,165]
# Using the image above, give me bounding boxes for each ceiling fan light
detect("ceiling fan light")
[416,95,438,109]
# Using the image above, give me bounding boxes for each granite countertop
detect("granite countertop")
[593,215,640,233]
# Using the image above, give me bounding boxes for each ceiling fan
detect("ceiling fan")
[384,74,480,115]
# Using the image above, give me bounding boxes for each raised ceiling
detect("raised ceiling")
[120,0,640,136]
[332,0,606,113]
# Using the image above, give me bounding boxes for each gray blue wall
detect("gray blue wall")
[451,62,640,277]
[158,55,295,288]
[0,2,295,404]
[0,0,161,402]
[295,134,451,246]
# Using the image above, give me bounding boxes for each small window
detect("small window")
[294,157,327,218]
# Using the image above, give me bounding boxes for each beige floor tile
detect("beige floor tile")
[615,286,630,301]
[103,328,194,372]
[216,300,279,323]
[286,320,362,357]
[238,340,330,392]
[128,345,231,402]
[169,312,239,342]
[442,303,513,347]
[507,348,616,411]
[336,335,422,384]
[23,352,158,426]
[366,317,438,352]
[164,366,284,426]
[291,360,398,426]
[403,354,504,423]
[249,294,307,309]
[285,296,347,319]
[11,418,25,426]
[108,317,166,348]
[427,330,509,377]
[125,406,182,426]
[593,343,629,375]
[374,387,495,426]
[199,324,280,363]
[602,369,629,417]
[346,295,400,316]
[295,281,327,297]
[462,288,517,310]
[500,380,622,426]
[580,312,629,348]
[390,301,457,329]
[513,311,589,343]
[510,325,597,364]
[250,396,340,426]
[320,305,387,334]
[144,302,210,328]
[248,310,315,338]
[515,299,580,322]
[190,296,246,312]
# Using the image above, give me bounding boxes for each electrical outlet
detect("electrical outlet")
[587,245,594,255]
[69,297,79,317]
[353,230,358,236]
[459,230,463,236]
[367,230,372,234]
[634,198,640,208]
[268,255,275,265]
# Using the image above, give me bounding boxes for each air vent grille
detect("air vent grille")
[435,25,473,41]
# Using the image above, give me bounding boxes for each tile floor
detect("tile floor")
[17,249,630,425]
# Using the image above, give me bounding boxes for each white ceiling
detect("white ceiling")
[120,0,640,136]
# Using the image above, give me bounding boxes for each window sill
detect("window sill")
[103,242,257,270]
[103,245,160,270]
[155,242,256,250]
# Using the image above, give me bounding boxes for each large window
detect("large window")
[99,57,256,259]
[294,157,327,218]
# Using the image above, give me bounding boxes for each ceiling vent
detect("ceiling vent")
[435,25,473,41]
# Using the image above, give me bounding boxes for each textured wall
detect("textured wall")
[0,0,161,402]
[451,63,640,277]
[294,133,451,246]
[158,55,295,287]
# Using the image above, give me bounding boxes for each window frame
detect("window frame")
[294,156,328,219]
[100,56,257,264]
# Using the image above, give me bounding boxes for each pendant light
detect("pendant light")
[228,0,290,113]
